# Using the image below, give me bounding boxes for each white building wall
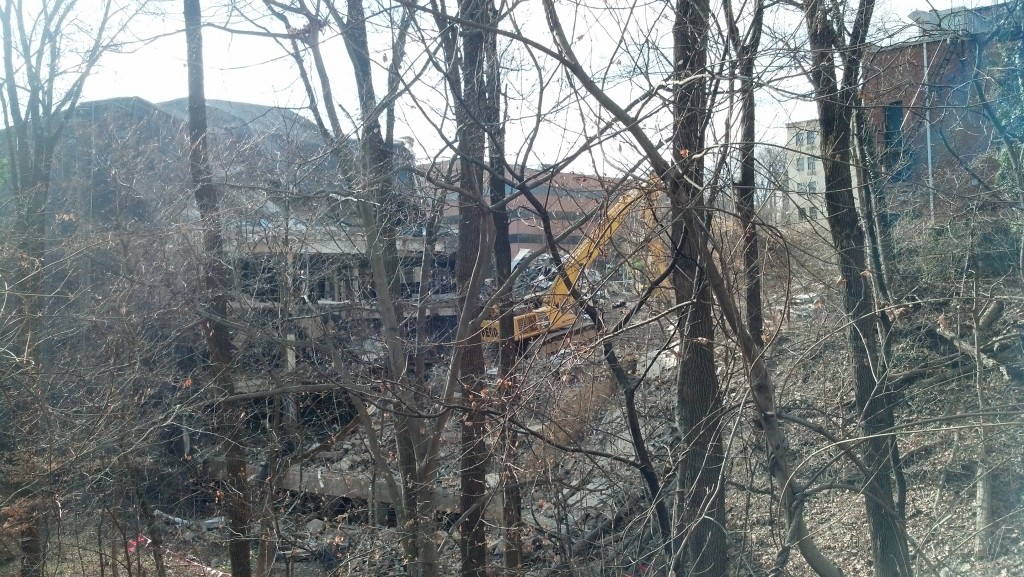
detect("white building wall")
[785,119,827,222]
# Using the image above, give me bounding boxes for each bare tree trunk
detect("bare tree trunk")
[183,3,252,577]
[483,23,523,572]
[667,210,726,576]
[456,15,490,575]
[970,269,994,558]
[975,444,993,559]
[431,2,496,575]
[2,3,52,569]
[852,105,894,301]
[669,0,727,573]
[538,2,839,572]
[725,0,765,345]
[499,428,523,575]
[313,2,437,571]
[801,1,911,574]
[965,33,1024,552]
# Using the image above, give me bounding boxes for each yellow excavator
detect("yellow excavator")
[480,188,643,347]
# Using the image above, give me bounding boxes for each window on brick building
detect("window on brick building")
[885,102,904,149]
[884,101,910,181]
[796,157,804,171]
[806,131,816,146]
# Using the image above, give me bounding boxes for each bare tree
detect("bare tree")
[0,2,141,575]
[533,1,847,574]
[246,3,466,575]
[799,0,913,574]
[12,0,1024,575]
[183,2,252,577]
[448,0,493,571]
[726,0,766,345]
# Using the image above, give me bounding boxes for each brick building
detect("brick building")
[862,2,1023,219]
[431,165,617,256]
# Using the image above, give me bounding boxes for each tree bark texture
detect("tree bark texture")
[183,3,252,577]
[730,12,765,344]
[456,3,491,573]
[456,183,489,577]
[324,4,442,573]
[669,0,727,572]
[539,1,838,572]
[483,23,524,572]
[971,277,993,559]
[852,104,894,302]
[2,5,51,573]
[801,0,912,574]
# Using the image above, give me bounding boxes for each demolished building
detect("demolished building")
[1,96,458,461]
[2,96,659,561]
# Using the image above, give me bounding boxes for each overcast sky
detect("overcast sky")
[80,0,1002,168]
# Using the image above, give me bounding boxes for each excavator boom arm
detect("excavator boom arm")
[481,187,642,345]
[543,188,643,308]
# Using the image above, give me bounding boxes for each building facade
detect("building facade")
[433,166,614,256]
[861,2,1022,218]
[785,119,827,222]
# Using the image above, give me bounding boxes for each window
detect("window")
[884,102,904,150]
[507,233,545,245]
[797,183,807,195]
[795,131,804,146]
[796,157,804,171]
[807,181,817,193]
[809,207,818,219]
[798,207,808,220]
[806,132,816,146]
[807,158,816,174]
[884,101,911,181]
